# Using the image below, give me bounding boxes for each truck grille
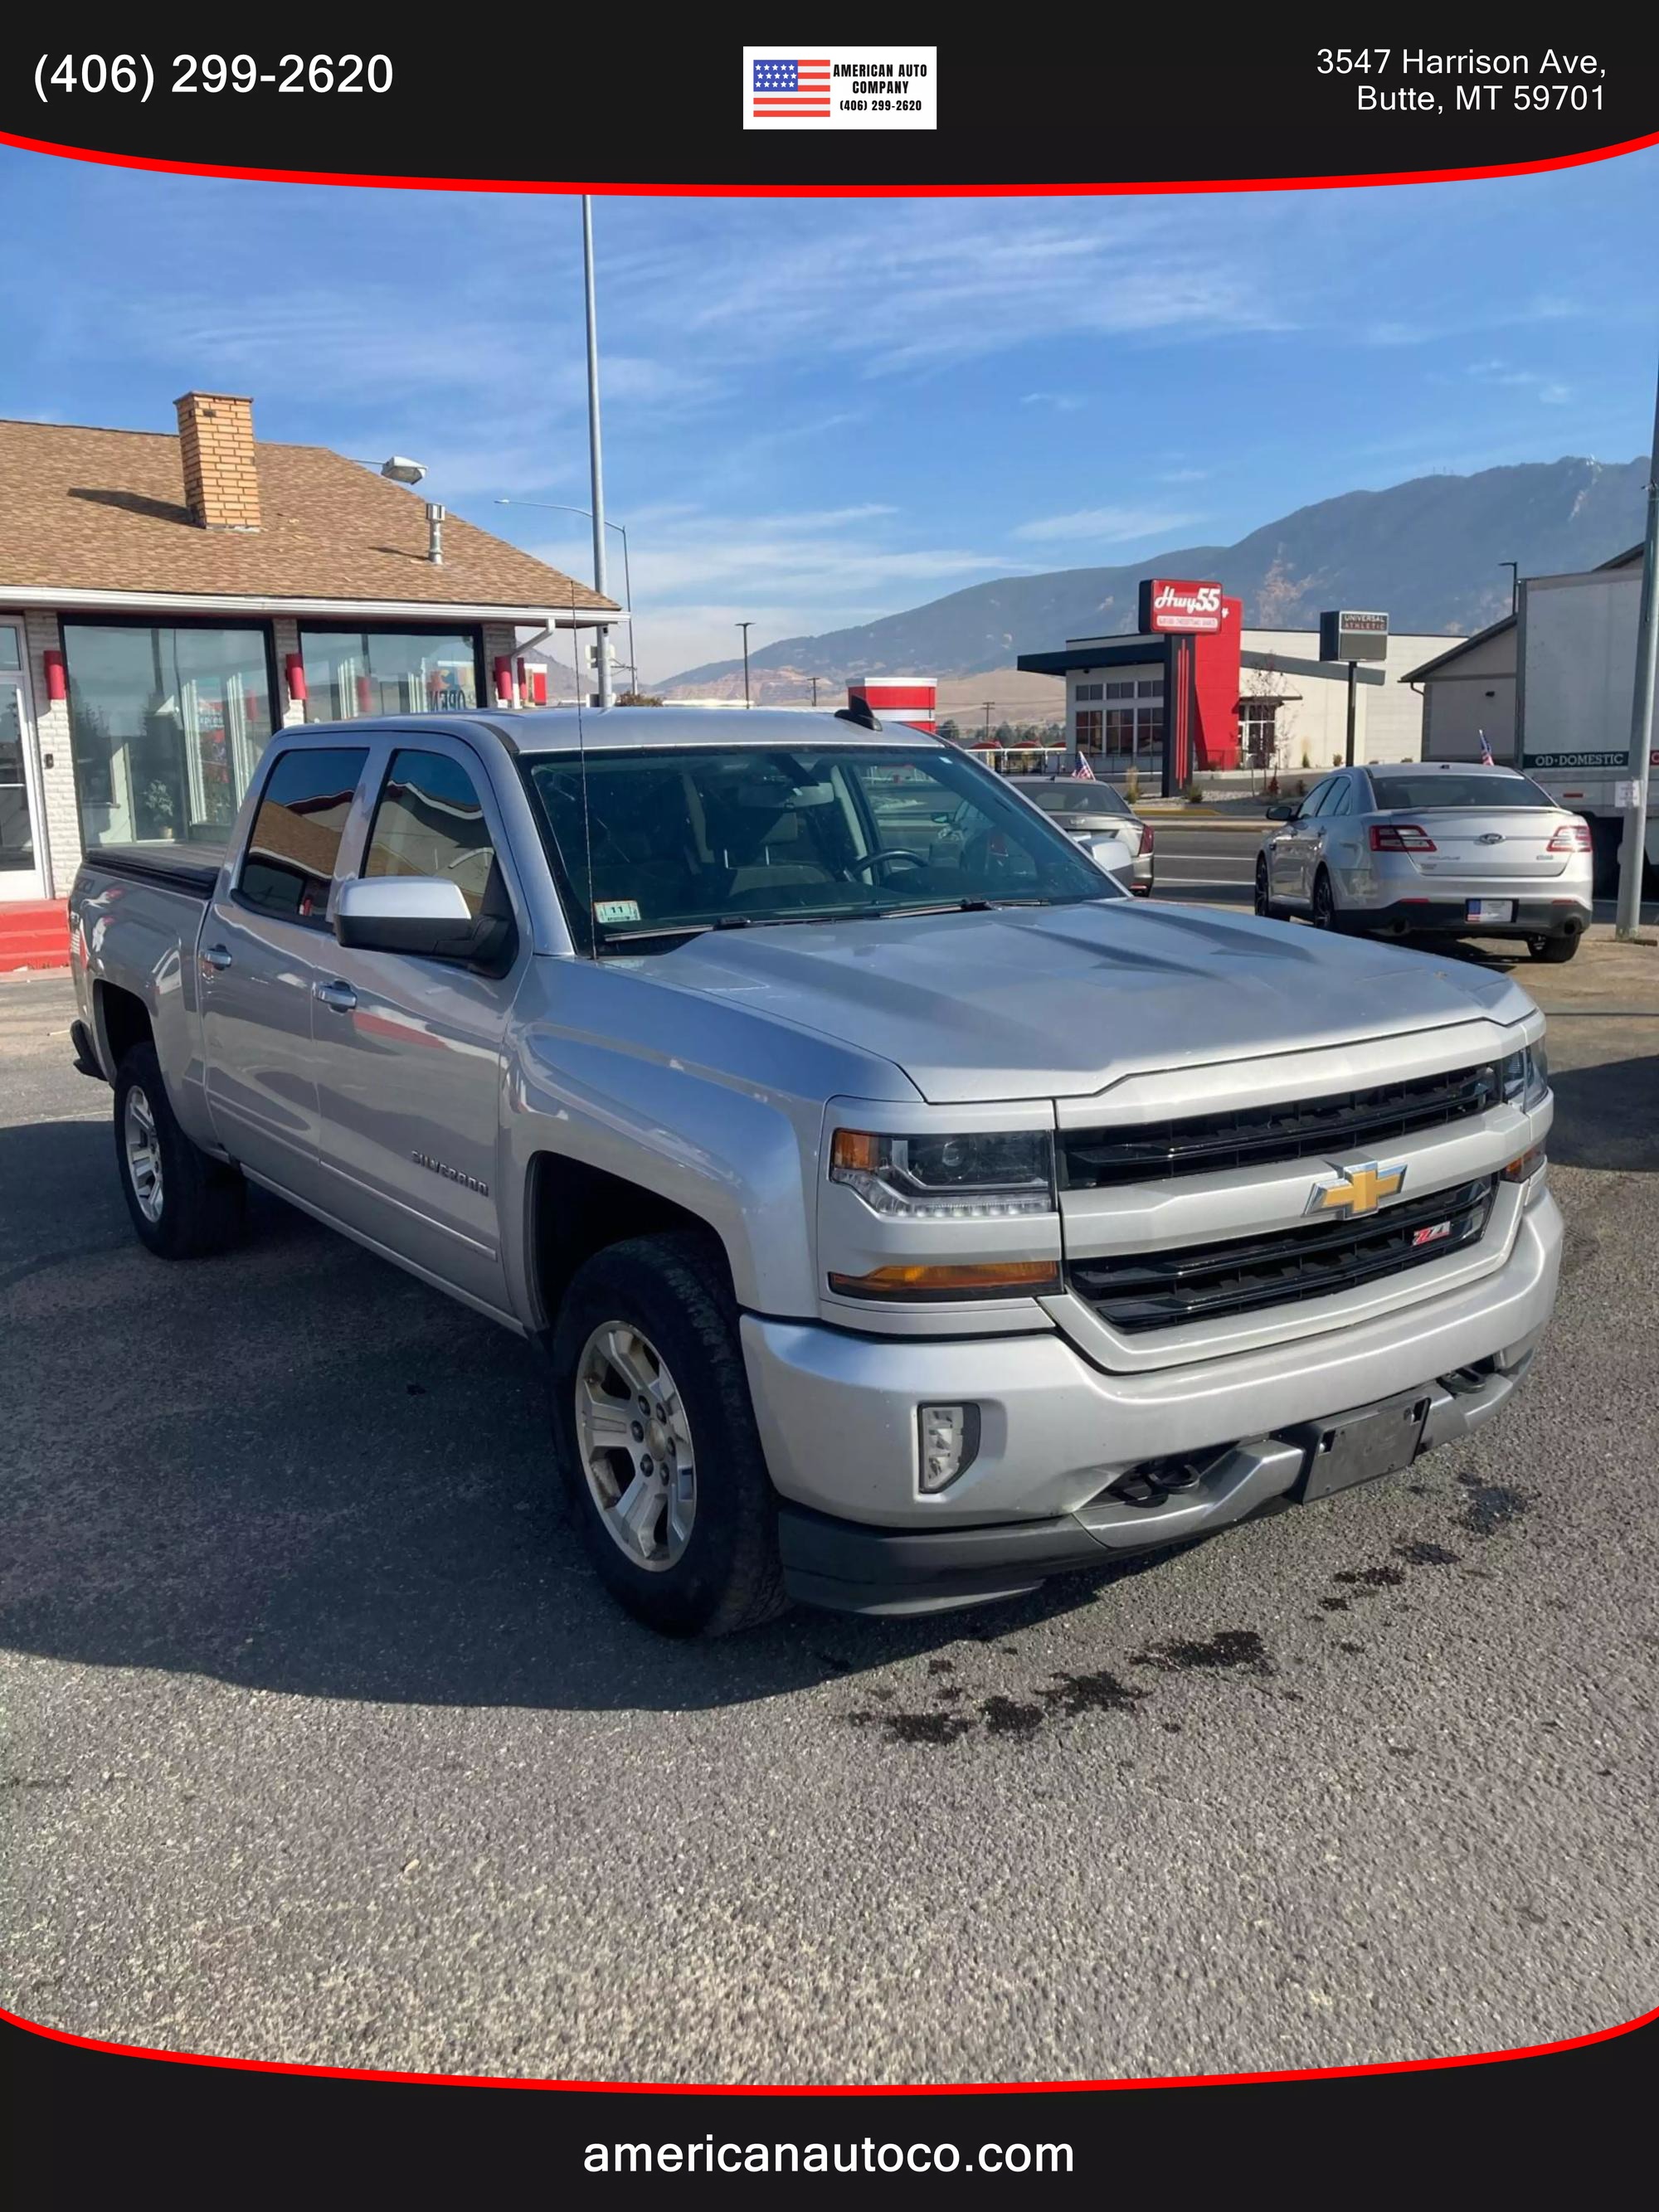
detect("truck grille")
[1068,1177,1496,1334]
[1060,1061,1502,1190]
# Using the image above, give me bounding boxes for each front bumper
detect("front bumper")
[742,1190,1560,1612]
[777,1345,1538,1614]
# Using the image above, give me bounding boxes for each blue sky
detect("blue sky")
[1,148,1656,678]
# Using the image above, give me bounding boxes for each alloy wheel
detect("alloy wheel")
[575,1321,697,1573]
[124,1086,164,1223]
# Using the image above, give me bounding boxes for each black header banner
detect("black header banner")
[2,32,1655,193]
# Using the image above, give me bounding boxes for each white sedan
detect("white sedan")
[1255,761,1593,962]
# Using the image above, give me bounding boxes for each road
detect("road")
[2,942,1656,2086]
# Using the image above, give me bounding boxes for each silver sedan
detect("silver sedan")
[1254,761,1593,963]
[1014,775,1155,894]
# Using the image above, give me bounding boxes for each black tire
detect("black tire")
[113,1042,246,1258]
[1311,868,1339,931]
[1253,858,1275,918]
[1527,931,1581,964]
[549,1230,786,1637]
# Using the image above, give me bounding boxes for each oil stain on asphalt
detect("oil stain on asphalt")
[838,1473,1532,1746]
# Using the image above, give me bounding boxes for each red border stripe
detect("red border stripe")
[2,2000,1654,2093]
[3,125,1658,197]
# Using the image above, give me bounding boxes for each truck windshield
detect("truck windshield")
[524,744,1117,950]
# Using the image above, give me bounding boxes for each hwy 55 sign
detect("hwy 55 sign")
[1140,578,1224,633]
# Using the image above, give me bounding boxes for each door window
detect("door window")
[362,749,499,916]
[237,747,367,926]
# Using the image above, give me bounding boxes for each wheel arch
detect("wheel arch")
[525,1152,737,1334]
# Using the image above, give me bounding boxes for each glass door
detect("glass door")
[0,621,47,901]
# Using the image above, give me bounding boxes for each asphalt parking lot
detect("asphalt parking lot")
[2,931,1656,2085]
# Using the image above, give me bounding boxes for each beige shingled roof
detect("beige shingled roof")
[0,416,617,616]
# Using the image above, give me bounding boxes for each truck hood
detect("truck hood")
[647,900,1534,1103]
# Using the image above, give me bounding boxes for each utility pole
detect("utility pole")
[810,676,820,707]
[1614,352,1659,941]
[581,195,613,710]
[1501,560,1520,616]
[737,621,752,707]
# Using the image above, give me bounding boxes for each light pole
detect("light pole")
[1501,560,1520,616]
[496,499,635,694]
[737,621,752,707]
[581,195,613,709]
[1614,351,1659,941]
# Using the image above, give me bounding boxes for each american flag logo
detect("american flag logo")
[1071,753,1096,780]
[752,57,831,118]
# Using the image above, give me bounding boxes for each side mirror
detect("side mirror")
[1265,801,1297,821]
[334,876,480,959]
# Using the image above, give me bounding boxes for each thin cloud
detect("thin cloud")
[1013,505,1199,545]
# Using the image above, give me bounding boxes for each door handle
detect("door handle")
[314,980,358,1013]
[200,944,233,973]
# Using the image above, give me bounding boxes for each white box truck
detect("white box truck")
[1518,561,1657,896]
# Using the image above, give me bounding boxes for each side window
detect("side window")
[1298,778,1332,818]
[238,746,367,926]
[362,748,500,919]
[1322,780,1353,818]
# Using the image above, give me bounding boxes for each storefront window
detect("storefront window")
[299,630,479,722]
[1075,707,1102,755]
[63,623,275,851]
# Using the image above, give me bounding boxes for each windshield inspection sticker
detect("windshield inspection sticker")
[744,48,937,129]
[594,899,642,926]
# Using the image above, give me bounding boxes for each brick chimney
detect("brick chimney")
[174,391,260,530]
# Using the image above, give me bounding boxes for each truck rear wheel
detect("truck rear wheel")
[549,1231,786,1636]
[113,1043,246,1258]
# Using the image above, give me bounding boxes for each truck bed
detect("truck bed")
[84,842,226,900]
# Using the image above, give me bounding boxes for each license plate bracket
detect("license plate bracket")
[1467,897,1515,922]
[1294,1389,1431,1503]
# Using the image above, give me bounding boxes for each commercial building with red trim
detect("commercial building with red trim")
[1018,576,1452,792]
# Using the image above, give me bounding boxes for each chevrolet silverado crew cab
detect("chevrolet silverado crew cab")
[68,707,1560,1635]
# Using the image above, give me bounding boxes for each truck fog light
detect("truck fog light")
[918,1403,981,1493]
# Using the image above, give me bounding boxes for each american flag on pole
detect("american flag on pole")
[1072,752,1096,780]
[752,58,832,117]
[1478,727,1495,765]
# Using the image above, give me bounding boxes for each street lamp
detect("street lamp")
[380,456,427,486]
[737,621,753,707]
[495,498,636,693]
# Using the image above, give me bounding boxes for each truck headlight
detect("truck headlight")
[829,1127,1056,1221]
[1501,1042,1549,1111]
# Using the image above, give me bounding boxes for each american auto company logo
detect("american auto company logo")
[1306,1160,1408,1219]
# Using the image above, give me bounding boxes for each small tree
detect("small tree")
[616,689,664,707]
[1238,658,1298,796]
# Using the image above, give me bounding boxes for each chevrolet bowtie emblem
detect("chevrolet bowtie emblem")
[1306,1160,1408,1218]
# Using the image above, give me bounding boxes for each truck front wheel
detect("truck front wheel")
[113,1043,246,1258]
[550,1231,787,1636]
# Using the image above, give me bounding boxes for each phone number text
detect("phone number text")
[34,54,393,102]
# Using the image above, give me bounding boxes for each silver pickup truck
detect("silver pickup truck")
[68,707,1561,1635]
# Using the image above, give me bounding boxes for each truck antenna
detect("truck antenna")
[572,579,597,956]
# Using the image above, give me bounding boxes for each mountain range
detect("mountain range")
[654,455,1648,702]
